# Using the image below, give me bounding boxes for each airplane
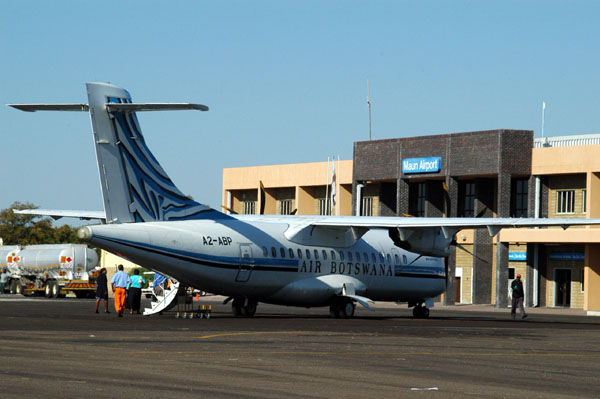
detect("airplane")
[10,82,600,318]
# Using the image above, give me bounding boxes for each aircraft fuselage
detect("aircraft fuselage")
[80,217,446,308]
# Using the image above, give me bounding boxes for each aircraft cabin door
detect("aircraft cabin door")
[236,244,254,282]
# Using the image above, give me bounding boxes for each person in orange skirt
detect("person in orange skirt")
[111,264,131,317]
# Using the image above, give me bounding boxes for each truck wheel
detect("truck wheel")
[51,282,60,298]
[9,280,17,294]
[74,291,87,299]
[44,283,53,298]
[15,283,24,296]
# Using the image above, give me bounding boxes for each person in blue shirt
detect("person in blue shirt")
[128,269,146,315]
[111,264,131,317]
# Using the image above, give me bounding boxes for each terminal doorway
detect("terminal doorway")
[554,269,571,307]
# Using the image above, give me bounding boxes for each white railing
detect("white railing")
[143,280,180,315]
[534,134,600,148]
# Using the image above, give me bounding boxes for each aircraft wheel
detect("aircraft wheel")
[241,300,257,317]
[232,298,243,316]
[340,300,356,318]
[412,305,430,318]
[329,298,355,318]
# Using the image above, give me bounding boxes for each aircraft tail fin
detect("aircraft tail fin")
[10,82,226,224]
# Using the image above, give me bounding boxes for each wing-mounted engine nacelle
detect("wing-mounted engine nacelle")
[388,227,453,257]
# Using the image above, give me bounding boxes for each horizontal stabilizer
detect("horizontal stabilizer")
[105,103,209,112]
[14,209,106,222]
[8,104,89,112]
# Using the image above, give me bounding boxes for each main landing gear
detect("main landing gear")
[412,303,430,318]
[329,297,356,318]
[231,297,258,317]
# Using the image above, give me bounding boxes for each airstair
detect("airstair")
[143,278,180,316]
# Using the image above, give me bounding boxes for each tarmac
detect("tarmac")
[0,294,599,399]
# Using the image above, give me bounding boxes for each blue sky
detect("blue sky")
[1,1,599,222]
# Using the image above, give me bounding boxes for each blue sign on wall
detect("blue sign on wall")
[402,157,442,174]
[549,252,585,261]
[509,252,527,261]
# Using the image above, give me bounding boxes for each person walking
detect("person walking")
[128,269,146,314]
[95,268,110,314]
[511,273,528,319]
[111,264,131,317]
[0,269,11,295]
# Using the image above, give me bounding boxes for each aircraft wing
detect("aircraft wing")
[241,215,600,247]
[13,209,106,222]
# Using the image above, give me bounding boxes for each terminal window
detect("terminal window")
[243,201,256,214]
[458,181,475,217]
[279,199,293,215]
[511,179,528,218]
[361,197,374,216]
[318,198,332,215]
[556,190,575,214]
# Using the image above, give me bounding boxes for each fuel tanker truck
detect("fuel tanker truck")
[2,244,99,298]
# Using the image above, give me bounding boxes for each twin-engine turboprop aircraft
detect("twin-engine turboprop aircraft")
[10,82,600,318]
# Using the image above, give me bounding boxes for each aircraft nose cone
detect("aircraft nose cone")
[77,226,92,241]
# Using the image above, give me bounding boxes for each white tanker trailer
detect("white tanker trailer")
[1,244,99,298]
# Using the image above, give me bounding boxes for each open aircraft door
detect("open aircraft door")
[236,244,254,282]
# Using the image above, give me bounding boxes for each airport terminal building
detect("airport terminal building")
[223,130,600,314]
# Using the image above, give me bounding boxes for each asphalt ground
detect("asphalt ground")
[1,295,599,399]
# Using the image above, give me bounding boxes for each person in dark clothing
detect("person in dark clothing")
[127,269,146,315]
[511,273,528,319]
[95,268,110,314]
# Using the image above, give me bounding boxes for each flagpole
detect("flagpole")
[337,155,340,215]
[367,80,372,140]
[325,157,330,215]
[541,101,546,138]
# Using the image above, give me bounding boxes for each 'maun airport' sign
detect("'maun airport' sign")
[402,157,442,174]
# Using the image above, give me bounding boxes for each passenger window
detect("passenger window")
[262,246,268,257]
[297,248,303,259]
[314,249,319,260]
[363,253,369,262]
[379,253,385,263]
[394,254,400,264]
[355,252,361,261]
[371,253,377,263]
[387,254,392,264]
[339,250,344,261]
[280,247,286,258]
[306,249,311,259]
[271,247,277,257]
[403,255,408,264]
[289,248,295,258]
[330,250,336,261]
[348,252,353,261]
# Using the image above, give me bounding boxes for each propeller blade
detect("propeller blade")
[259,180,266,215]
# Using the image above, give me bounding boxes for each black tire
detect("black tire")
[241,300,257,317]
[9,280,17,294]
[44,283,52,298]
[15,282,24,296]
[232,298,243,316]
[412,305,430,318]
[339,300,355,318]
[51,282,61,298]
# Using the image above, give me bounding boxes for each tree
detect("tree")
[0,202,82,245]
